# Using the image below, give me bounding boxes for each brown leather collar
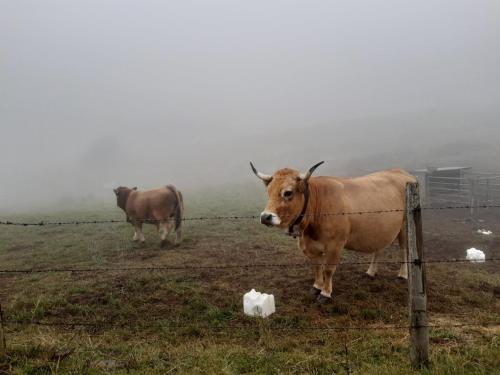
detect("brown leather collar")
[288,181,310,238]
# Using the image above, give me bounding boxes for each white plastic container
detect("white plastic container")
[477,229,492,235]
[466,248,486,263]
[243,289,276,318]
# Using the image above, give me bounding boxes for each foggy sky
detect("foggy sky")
[1,1,500,211]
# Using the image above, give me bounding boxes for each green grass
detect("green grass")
[0,185,499,374]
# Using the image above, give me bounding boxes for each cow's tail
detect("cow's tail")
[166,185,184,239]
[175,189,184,231]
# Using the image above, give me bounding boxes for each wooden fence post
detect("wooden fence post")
[486,179,490,206]
[0,303,6,358]
[406,182,429,369]
[469,178,476,219]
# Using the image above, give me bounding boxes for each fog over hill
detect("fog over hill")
[226,110,500,176]
[2,110,498,212]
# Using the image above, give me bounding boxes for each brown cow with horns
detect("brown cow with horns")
[250,161,416,303]
[114,185,184,247]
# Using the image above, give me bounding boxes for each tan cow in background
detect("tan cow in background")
[251,162,416,303]
[114,185,184,247]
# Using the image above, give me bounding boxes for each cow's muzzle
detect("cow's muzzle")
[260,212,280,226]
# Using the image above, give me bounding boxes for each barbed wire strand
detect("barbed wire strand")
[1,204,500,227]
[0,258,498,275]
[3,318,498,331]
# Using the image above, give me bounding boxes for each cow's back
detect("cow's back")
[312,169,416,252]
[126,187,177,221]
[340,169,416,210]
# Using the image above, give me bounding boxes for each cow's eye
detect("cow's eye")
[283,190,293,199]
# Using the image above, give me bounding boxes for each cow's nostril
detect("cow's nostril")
[260,213,273,224]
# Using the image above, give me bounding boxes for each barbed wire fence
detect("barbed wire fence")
[2,203,500,227]
[1,185,499,371]
[0,258,498,275]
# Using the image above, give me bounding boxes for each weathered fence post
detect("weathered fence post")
[406,182,429,369]
[486,179,490,207]
[424,173,429,204]
[0,303,6,358]
[469,177,476,219]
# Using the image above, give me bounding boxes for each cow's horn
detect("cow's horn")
[250,162,273,183]
[299,161,325,181]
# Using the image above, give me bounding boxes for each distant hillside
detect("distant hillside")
[1,110,498,212]
[220,110,500,177]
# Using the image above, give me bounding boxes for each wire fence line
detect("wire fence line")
[1,205,498,371]
[1,204,500,227]
[423,172,500,209]
[0,258,498,275]
[4,317,498,332]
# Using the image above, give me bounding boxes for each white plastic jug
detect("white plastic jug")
[466,248,485,263]
[243,289,276,318]
[477,229,492,235]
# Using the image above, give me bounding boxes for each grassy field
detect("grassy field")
[0,186,499,374]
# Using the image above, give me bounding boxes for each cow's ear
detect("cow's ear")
[294,178,307,192]
[259,179,272,187]
[132,187,138,190]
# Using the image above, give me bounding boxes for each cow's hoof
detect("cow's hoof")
[310,287,321,297]
[160,240,169,249]
[316,294,332,304]
[396,276,408,282]
[363,272,376,279]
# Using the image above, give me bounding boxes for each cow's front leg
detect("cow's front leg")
[133,223,146,243]
[318,243,344,303]
[312,263,324,295]
[299,238,325,297]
